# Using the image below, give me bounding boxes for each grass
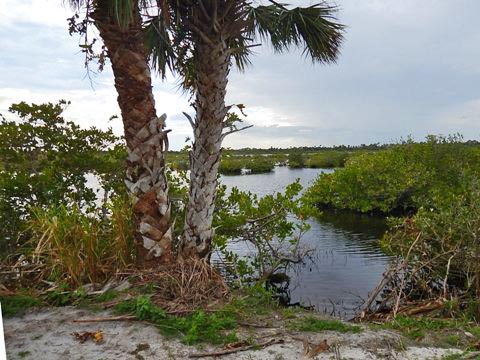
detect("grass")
[378,316,460,340]
[115,295,238,345]
[111,285,332,345]
[0,294,42,318]
[288,316,362,333]
[374,315,480,349]
[26,195,135,288]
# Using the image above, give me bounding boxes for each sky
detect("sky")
[0,0,479,150]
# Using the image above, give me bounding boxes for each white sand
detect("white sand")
[4,307,462,359]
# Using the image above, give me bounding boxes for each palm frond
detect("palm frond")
[144,16,176,78]
[110,0,135,28]
[229,37,254,72]
[247,2,345,64]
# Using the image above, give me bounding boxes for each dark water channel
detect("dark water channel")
[219,166,391,318]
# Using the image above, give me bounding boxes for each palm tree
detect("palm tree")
[154,1,345,259]
[67,0,176,266]
[67,0,344,263]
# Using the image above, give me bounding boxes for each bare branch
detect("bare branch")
[221,124,253,140]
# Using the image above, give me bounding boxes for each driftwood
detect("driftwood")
[188,338,284,358]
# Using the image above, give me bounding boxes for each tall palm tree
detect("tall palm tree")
[150,1,345,259]
[67,0,176,266]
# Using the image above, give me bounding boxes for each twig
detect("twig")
[443,254,455,298]
[221,125,253,140]
[237,321,276,328]
[361,262,405,315]
[73,315,137,323]
[188,338,284,358]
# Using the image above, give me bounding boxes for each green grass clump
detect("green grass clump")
[379,316,465,341]
[115,296,238,345]
[224,285,279,318]
[0,294,42,318]
[289,316,362,333]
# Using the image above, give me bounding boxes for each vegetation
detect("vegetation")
[305,135,480,214]
[382,183,480,303]
[0,294,42,318]
[214,181,316,283]
[219,156,275,175]
[115,296,238,345]
[304,135,480,319]
[169,149,355,175]
[27,195,134,287]
[376,315,480,345]
[0,101,124,255]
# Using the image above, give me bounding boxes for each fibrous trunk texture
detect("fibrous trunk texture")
[92,1,173,266]
[180,37,231,259]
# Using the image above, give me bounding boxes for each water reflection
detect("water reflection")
[220,166,391,318]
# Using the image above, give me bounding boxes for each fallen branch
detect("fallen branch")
[237,321,276,328]
[188,338,284,358]
[360,261,406,317]
[73,315,137,323]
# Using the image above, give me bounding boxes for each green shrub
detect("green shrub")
[0,101,125,256]
[382,183,480,301]
[219,158,244,175]
[305,136,480,214]
[288,153,305,168]
[305,151,349,168]
[247,156,274,173]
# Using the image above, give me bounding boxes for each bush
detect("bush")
[288,153,305,168]
[219,158,244,175]
[305,135,480,214]
[382,182,480,302]
[214,181,316,282]
[305,151,349,168]
[0,101,125,256]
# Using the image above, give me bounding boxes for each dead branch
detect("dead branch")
[73,315,137,323]
[221,124,253,140]
[188,338,284,358]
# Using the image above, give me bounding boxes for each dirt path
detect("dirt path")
[4,307,462,359]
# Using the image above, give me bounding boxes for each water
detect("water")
[219,166,391,318]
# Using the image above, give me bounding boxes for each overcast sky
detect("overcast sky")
[1,0,479,150]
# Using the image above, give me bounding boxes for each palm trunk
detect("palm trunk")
[180,36,230,259]
[92,1,173,266]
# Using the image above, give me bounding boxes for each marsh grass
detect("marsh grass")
[26,195,135,287]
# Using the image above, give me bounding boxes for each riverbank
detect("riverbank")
[4,306,468,360]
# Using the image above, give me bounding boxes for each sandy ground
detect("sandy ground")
[4,307,463,360]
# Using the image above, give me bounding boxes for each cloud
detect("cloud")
[1,0,480,149]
